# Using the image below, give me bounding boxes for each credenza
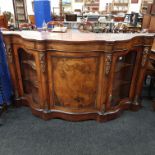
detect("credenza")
[2,30,154,122]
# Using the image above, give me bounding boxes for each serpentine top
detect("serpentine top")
[2,29,154,42]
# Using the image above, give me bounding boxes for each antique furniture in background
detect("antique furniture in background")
[28,15,35,25]
[142,0,155,32]
[142,14,151,29]
[142,15,155,32]
[47,21,64,28]
[84,0,100,12]
[141,0,153,14]
[2,31,154,122]
[0,15,8,28]
[13,0,28,27]
[19,23,36,30]
[111,0,129,14]
[148,16,155,32]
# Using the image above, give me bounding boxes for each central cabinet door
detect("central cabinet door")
[48,52,100,111]
[110,50,138,107]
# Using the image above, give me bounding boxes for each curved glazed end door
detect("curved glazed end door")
[18,48,40,108]
[111,50,137,107]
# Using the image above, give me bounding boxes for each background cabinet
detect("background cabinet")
[13,0,28,26]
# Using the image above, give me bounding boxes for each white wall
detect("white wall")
[128,0,142,13]
[99,0,113,11]
[26,0,34,15]
[0,0,144,15]
[50,0,60,15]
[0,0,14,14]
[72,0,84,12]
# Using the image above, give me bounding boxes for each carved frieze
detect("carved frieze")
[141,47,149,67]
[105,54,112,75]
[39,52,46,73]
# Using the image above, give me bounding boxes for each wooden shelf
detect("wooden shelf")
[111,0,129,14]
[115,63,133,73]
[22,60,36,71]
[23,79,39,89]
[113,80,130,91]
[84,0,99,11]
[114,3,128,6]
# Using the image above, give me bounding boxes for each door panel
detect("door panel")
[48,53,100,110]
[18,48,40,107]
[111,51,137,106]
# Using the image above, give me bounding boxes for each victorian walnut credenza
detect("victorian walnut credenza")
[2,30,154,122]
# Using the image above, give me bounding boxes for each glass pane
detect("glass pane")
[111,51,137,106]
[18,48,40,105]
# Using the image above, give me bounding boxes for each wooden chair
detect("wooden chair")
[19,23,36,30]
[47,21,64,29]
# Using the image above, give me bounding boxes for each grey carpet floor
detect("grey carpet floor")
[0,100,155,155]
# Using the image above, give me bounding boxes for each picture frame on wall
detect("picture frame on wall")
[131,0,138,3]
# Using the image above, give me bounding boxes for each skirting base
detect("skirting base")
[13,98,142,122]
[31,104,141,122]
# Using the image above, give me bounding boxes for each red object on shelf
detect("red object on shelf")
[131,0,138,3]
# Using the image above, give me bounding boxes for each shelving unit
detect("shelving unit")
[62,0,72,14]
[13,0,28,26]
[84,0,100,11]
[111,0,129,14]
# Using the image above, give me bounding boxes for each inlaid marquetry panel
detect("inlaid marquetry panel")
[51,56,99,109]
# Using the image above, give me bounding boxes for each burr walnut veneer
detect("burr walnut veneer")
[2,30,154,122]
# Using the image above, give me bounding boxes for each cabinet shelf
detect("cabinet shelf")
[114,3,128,6]
[23,79,39,89]
[111,51,137,107]
[113,80,130,91]
[22,60,36,70]
[112,0,129,14]
[115,62,133,73]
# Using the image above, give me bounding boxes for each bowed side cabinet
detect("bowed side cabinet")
[2,32,154,122]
